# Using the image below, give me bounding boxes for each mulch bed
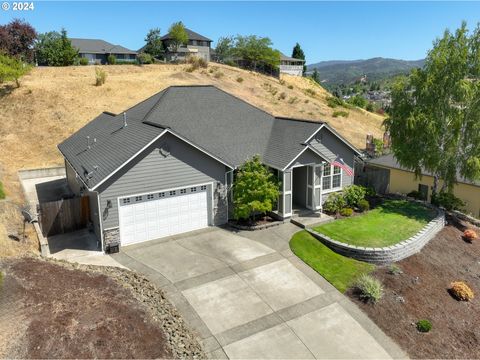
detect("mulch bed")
[347,216,480,359]
[0,257,204,359]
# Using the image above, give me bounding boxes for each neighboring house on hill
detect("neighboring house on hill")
[71,38,137,64]
[279,52,305,76]
[161,28,212,62]
[59,85,360,252]
[360,153,480,218]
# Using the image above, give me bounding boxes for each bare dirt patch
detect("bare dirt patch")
[347,217,480,358]
[0,256,204,359]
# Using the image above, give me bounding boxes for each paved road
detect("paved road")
[112,224,406,359]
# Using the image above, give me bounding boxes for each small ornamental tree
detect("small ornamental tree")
[233,155,280,221]
[167,21,188,53]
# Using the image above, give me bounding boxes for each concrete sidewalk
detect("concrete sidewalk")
[112,225,407,359]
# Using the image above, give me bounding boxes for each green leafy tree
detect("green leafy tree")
[215,36,233,61]
[0,53,31,87]
[167,21,188,53]
[36,28,78,66]
[385,22,480,197]
[291,42,306,75]
[0,19,37,62]
[348,94,368,108]
[233,155,280,221]
[231,35,280,70]
[144,28,163,58]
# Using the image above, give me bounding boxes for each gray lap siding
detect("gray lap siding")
[96,133,228,232]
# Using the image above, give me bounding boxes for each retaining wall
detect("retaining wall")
[307,208,445,264]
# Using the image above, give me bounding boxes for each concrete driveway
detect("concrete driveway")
[112,224,405,359]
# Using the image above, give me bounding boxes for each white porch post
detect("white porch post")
[283,171,292,217]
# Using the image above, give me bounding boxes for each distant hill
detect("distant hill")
[307,57,425,86]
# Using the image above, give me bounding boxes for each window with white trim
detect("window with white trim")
[322,165,342,191]
[180,189,187,194]
[135,196,143,202]
[147,194,154,200]
[159,192,165,197]
[122,198,130,204]
[169,190,176,196]
[191,187,197,192]
[200,185,207,191]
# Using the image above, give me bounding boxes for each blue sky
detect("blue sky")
[1,1,479,64]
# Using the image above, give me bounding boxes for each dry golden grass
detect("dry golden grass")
[0,63,384,256]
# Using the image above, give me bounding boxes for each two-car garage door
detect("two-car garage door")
[119,185,210,246]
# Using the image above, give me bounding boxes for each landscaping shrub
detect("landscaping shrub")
[95,68,107,86]
[186,56,208,71]
[79,57,89,66]
[107,54,116,65]
[278,92,286,100]
[343,185,367,208]
[387,264,403,275]
[279,79,285,85]
[355,274,384,303]
[288,96,299,104]
[323,192,346,214]
[214,71,224,79]
[365,186,376,197]
[340,207,353,217]
[332,110,349,118]
[463,229,478,243]
[407,190,422,199]
[416,319,432,333]
[137,52,153,65]
[358,199,370,212]
[236,76,244,83]
[287,84,293,89]
[431,191,465,211]
[326,96,344,108]
[305,88,316,96]
[0,181,5,199]
[449,281,474,301]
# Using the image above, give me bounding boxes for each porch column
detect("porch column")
[314,163,324,211]
[279,170,292,218]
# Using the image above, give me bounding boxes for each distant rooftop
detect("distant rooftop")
[280,52,305,63]
[161,28,212,42]
[70,38,137,55]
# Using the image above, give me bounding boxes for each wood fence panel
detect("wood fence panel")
[39,196,90,237]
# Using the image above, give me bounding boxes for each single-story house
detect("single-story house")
[71,38,137,64]
[279,52,305,76]
[161,28,212,62]
[362,153,480,218]
[58,85,360,251]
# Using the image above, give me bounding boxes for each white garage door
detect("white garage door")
[119,185,210,246]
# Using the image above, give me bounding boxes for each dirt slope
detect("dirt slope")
[0,63,384,255]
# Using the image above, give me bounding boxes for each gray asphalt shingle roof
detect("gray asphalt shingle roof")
[367,153,480,188]
[59,85,332,190]
[160,28,212,42]
[70,38,137,55]
[280,52,305,63]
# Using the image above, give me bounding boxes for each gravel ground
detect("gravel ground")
[0,256,205,359]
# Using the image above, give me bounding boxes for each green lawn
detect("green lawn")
[290,231,375,293]
[314,199,436,248]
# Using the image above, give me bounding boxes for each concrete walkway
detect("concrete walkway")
[112,224,406,359]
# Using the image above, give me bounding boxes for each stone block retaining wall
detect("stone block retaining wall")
[306,208,445,264]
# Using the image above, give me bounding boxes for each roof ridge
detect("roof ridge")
[274,116,325,125]
[141,87,171,123]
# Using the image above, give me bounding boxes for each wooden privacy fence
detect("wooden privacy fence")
[38,196,90,237]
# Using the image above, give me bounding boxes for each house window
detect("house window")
[122,198,130,204]
[180,189,187,194]
[135,196,143,201]
[322,165,342,191]
[147,194,154,200]
[200,185,207,191]
[169,190,176,196]
[159,192,165,197]
[191,187,197,192]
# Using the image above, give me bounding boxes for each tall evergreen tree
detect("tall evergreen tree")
[143,28,163,58]
[291,42,306,75]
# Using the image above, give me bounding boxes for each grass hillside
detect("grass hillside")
[0,63,384,256]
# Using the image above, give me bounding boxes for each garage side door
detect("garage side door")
[119,185,209,246]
